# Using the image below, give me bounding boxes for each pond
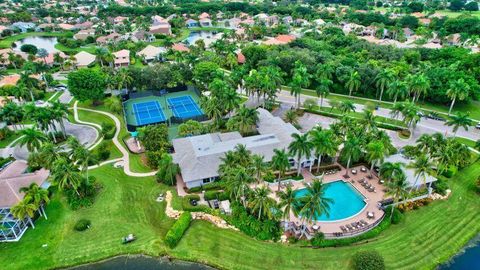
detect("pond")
[184,31,222,47]
[13,36,59,53]
[437,234,480,270]
[68,255,215,270]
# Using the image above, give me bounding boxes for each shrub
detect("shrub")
[187,181,225,193]
[433,178,449,196]
[302,98,317,111]
[385,206,403,224]
[310,232,325,247]
[204,191,229,201]
[101,122,115,139]
[95,141,111,161]
[476,177,480,194]
[352,251,385,270]
[441,166,458,178]
[74,219,91,231]
[165,212,192,248]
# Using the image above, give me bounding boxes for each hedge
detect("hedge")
[352,250,385,270]
[187,181,225,193]
[204,190,229,201]
[165,212,192,248]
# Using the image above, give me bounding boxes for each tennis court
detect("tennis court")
[132,100,166,125]
[167,96,203,119]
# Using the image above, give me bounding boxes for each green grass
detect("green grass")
[1,161,479,270]
[47,91,62,102]
[0,132,21,148]
[129,153,154,173]
[454,137,478,148]
[54,43,97,54]
[0,32,71,49]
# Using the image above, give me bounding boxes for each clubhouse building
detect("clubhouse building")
[172,108,315,188]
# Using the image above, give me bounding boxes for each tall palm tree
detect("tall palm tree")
[341,136,362,177]
[446,112,474,137]
[345,70,361,96]
[17,127,48,152]
[446,78,469,115]
[278,186,298,228]
[200,96,223,127]
[296,179,333,238]
[50,101,69,138]
[315,78,331,108]
[385,173,409,221]
[0,102,23,130]
[375,68,395,101]
[11,199,37,228]
[362,109,377,132]
[248,186,276,220]
[72,146,98,179]
[289,61,310,108]
[271,148,291,191]
[20,183,49,220]
[387,80,408,105]
[225,167,253,206]
[288,133,313,176]
[251,154,267,186]
[309,128,337,172]
[157,153,179,186]
[379,162,405,183]
[406,73,430,103]
[366,141,386,178]
[232,106,259,135]
[408,154,434,194]
[39,141,62,170]
[284,109,299,126]
[51,158,82,195]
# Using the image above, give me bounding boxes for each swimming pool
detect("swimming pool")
[295,181,366,222]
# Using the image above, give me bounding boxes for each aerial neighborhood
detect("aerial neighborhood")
[0,0,479,270]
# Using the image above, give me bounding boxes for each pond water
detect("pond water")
[13,36,59,53]
[437,234,480,270]
[184,31,222,47]
[69,255,215,270]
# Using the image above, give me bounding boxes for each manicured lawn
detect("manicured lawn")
[0,165,176,270]
[1,161,479,270]
[0,32,71,49]
[54,43,98,54]
[455,137,478,148]
[130,153,155,173]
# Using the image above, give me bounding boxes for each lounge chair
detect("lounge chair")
[340,226,347,232]
[346,224,353,230]
[360,220,368,226]
[351,222,359,229]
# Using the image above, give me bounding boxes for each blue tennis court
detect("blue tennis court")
[167,96,203,119]
[132,100,166,125]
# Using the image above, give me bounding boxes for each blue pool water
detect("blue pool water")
[295,181,366,221]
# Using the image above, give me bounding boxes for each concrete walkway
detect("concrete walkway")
[73,101,157,177]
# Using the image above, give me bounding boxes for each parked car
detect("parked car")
[426,112,446,122]
[475,123,480,130]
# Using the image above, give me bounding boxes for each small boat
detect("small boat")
[122,234,136,244]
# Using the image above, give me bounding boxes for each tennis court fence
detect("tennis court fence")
[123,85,190,101]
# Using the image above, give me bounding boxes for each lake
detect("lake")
[184,31,222,47]
[14,36,59,53]
[69,255,215,270]
[438,234,480,270]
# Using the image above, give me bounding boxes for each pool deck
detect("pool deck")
[267,164,387,235]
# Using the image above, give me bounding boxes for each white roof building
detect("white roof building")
[138,45,166,62]
[74,51,96,67]
[384,154,437,189]
[172,108,311,188]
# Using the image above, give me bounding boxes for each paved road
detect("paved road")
[74,101,157,177]
[58,90,73,104]
[274,90,480,142]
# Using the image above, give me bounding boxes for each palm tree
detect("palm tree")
[11,199,37,228]
[157,153,179,186]
[284,109,299,126]
[408,154,434,194]
[341,136,362,177]
[289,61,310,108]
[362,109,377,132]
[446,112,474,137]
[309,128,337,172]
[51,158,82,195]
[0,102,23,130]
[17,127,48,152]
[315,78,332,108]
[200,96,223,127]
[50,102,69,138]
[39,141,62,170]
[72,146,98,179]
[248,186,276,220]
[296,179,333,238]
[37,48,49,65]
[345,70,361,96]
[251,154,267,186]
[339,100,356,114]
[385,173,409,221]
[225,167,253,206]
[278,186,297,229]
[387,80,408,105]
[232,106,259,135]
[406,73,430,103]
[366,141,386,178]
[375,68,395,101]
[446,78,470,115]
[20,183,49,220]
[380,162,405,183]
[271,148,291,191]
[288,133,313,176]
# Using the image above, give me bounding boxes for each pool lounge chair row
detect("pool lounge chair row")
[324,169,339,175]
[360,181,376,192]
[340,220,369,233]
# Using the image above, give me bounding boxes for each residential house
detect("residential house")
[132,30,155,42]
[113,16,128,25]
[282,16,293,25]
[403,28,413,38]
[384,154,437,192]
[138,45,166,63]
[149,24,172,35]
[152,15,167,25]
[419,18,431,25]
[57,23,75,31]
[73,29,95,40]
[172,108,313,188]
[199,18,212,27]
[38,52,67,66]
[113,49,130,67]
[447,33,461,46]
[74,51,96,68]
[185,19,199,28]
[236,51,245,64]
[96,32,122,45]
[171,43,190,52]
[11,22,35,33]
[263,34,296,45]
[313,18,325,26]
[73,21,93,30]
[0,74,21,87]
[0,161,50,242]
[199,12,210,20]
[295,19,310,27]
